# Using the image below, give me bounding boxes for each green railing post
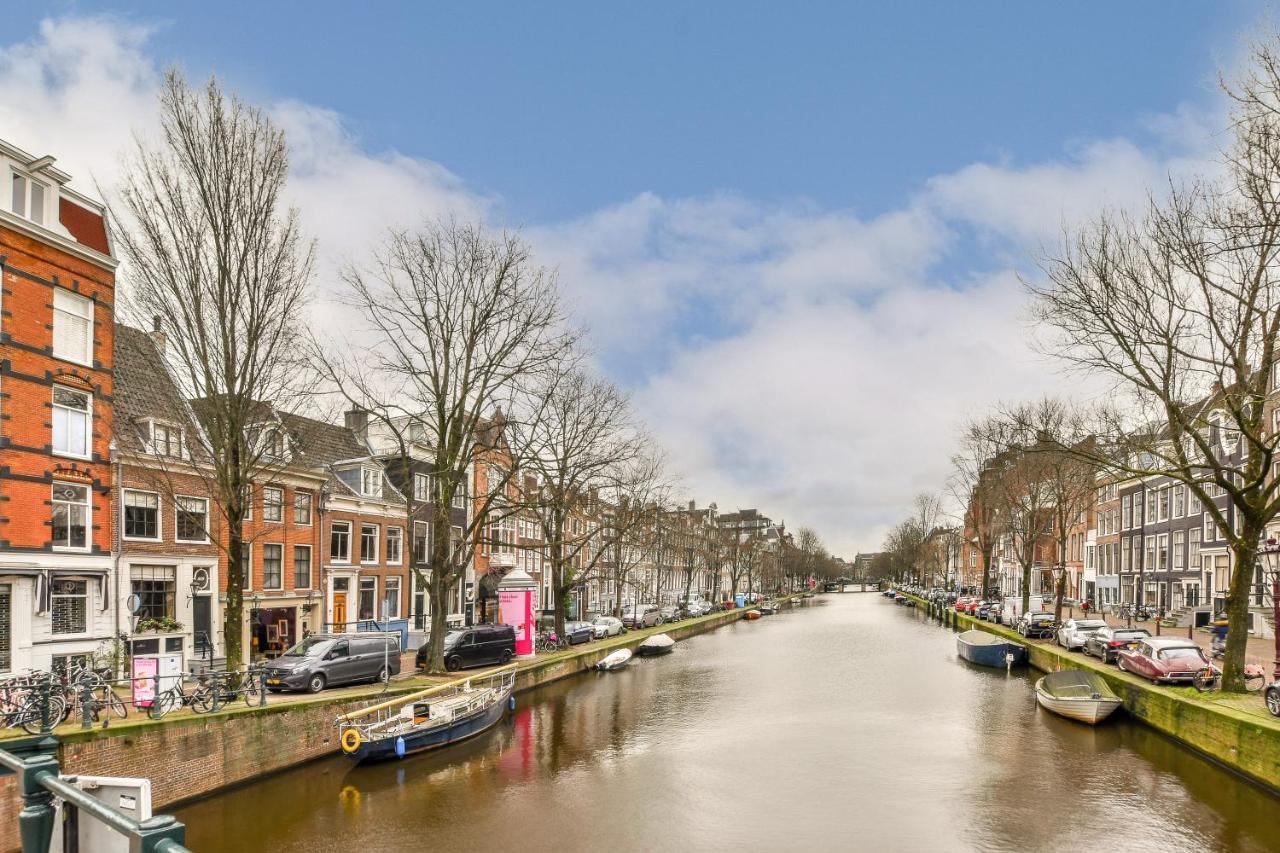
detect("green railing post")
[134,815,188,852]
[212,673,223,713]
[38,677,52,735]
[149,674,163,721]
[80,682,92,731]
[259,669,267,707]
[15,751,58,853]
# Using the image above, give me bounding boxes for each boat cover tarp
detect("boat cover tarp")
[957,630,1010,646]
[1040,670,1118,700]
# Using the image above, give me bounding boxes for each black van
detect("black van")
[264,634,401,693]
[416,624,516,671]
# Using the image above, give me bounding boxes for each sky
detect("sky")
[0,3,1266,555]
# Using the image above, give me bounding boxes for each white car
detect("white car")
[1056,618,1108,650]
[591,615,624,638]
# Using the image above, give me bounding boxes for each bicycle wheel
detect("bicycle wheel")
[1193,669,1216,692]
[189,685,215,714]
[242,676,263,707]
[18,693,66,734]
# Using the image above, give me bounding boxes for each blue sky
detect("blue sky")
[0,6,1263,551]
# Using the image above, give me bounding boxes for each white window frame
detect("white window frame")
[10,169,47,224]
[147,420,184,458]
[52,289,93,366]
[121,489,162,542]
[386,526,403,565]
[360,523,380,565]
[262,486,284,523]
[242,542,253,592]
[261,543,285,591]
[413,473,431,502]
[50,578,89,636]
[382,576,401,619]
[52,385,92,459]
[51,482,91,552]
[361,467,382,498]
[331,520,352,564]
[294,492,312,526]
[293,544,312,590]
[175,496,211,544]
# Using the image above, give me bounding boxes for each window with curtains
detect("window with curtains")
[1173,531,1185,570]
[358,578,376,621]
[176,497,209,543]
[360,524,379,563]
[383,577,401,619]
[262,544,283,590]
[262,487,283,523]
[294,545,311,588]
[52,386,91,457]
[53,289,93,365]
[386,527,402,565]
[123,490,160,540]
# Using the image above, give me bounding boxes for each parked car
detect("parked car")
[417,624,516,672]
[1266,682,1280,718]
[563,620,595,645]
[1055,618,1109,650]
[591,615,624,638]
[265,634,401,694]
[1015,611,1056,639]
[1083,626,1152,664]
[622,603,661,629]
[659,604,681,623]
[954,597,972,613]
[985,603,1004,625]
[1117,637,1214,684]
[1000,595,1045,626]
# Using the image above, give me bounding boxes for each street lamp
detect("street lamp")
[1260,537,1280,681]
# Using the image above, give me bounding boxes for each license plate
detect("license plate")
[267,678,281,685]
[1127,643,1138,649]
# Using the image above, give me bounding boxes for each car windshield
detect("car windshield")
[1077,621,1107,629]
[592,617,610,625]
[280,637,331,658]
[442,630,466,648]
[1159,647,1203,661]
[1115,631,1149,640]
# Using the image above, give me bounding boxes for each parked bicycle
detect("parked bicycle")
[1193,662,1265,693]
[0,673,65,734]
[1118,604,1153,622]
[189,666,266,713]
[535,631,567,654]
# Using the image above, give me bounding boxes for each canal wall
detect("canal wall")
[905,594,1280,794]
[0,603,767,851]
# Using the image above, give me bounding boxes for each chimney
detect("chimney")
[688,499,695,512]
[150,315,166,355]
[344,408,369,442]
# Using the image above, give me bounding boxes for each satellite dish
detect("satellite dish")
[126,593,144,615]
[192,567,210,591]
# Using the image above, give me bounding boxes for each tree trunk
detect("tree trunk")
[224,534,245,670]
[1223,534,1260,692]
[981,541,994,601]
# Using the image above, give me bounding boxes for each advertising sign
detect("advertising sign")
[132,657,158,708]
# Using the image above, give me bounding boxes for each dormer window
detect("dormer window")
[148,420,183,458]
[11,170,46,224]
[361,467,382,497]
[408,421,426,443]
[263,428,286,462]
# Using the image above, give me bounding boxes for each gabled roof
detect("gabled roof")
[113,323,206,459]
[278,412,405,503]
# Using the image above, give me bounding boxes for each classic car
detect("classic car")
[1117,637,1214,684]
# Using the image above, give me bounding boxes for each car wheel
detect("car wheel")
[500,649,513,664]
[1117,658,1127,673]
[1266,687,1280,718]
[307,673,326,694]
[445,656,461,672]
[375,667,390,684]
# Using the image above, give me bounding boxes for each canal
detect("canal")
[176,593,1280,852]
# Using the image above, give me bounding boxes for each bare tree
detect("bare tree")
[1029,41,1280,690]
[339,220,574,673]
[951,421,1008,598]
[112,73,314,668]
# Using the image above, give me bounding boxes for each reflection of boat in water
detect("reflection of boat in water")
[597,648,632,671]
[636,634,675,656]
[337,668,516,764]
[1035,670,1123,725]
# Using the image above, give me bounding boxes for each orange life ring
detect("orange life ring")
[340,727,363,753]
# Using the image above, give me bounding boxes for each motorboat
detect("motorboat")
[743,609,762,621]
[758,602,778,615]
[956,630,1027,668]
[636,634,675,656]
[336,668,515,763]
[596,648,633,671]
[1035,670,1123,725]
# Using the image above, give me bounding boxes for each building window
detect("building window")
[11,171,46,223]
[358,577,376,621]
[452,481,467,509]
[262,544,283,590]
[386,526,403,565]
[51,579,88,635]
[130,566,176,620]
[293,545,312,589]
[1158,488,1170,522]
[413,522,429,564]
[1145,492,1156,525]
[149,422,182,457]
[53,289,93,365]
[123,490,160,540]
[52,482,90,549]
[331,521,351,563]
[261,428,286,462]
[262,487,284,523]
[1121,494,1131,530]
[414,473,431,502]
[1188,490,1201,515]
[1189,528,1201,569]
[175,497,209,543]
[0,584,9,673]
[52,386,91,457]
[360,524,379,564]
[361,468,382,498]
[241,543,253,591]
[242,485,253,521]
[383,576,401,619]
[1156,533,1168,571]
[294,492,312,525]
[1173,530,1185,570]
[1173,486,1185,518]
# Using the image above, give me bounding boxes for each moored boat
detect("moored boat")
[956,630,1027,668]
[636,633,675,656]
[759,601,778,615]
[597,648,633,671]
[743,609,762,621]
[1034,670,1123,725]
[337,668,515,764]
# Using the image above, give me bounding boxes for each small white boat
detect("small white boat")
[1035,670,1123,725]
[636,633,675,656]
[597,648,632,671]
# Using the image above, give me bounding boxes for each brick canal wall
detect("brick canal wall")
[0,604,759,850]
[907,594,1280,794]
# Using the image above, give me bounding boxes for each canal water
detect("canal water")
[177,594,1280,852]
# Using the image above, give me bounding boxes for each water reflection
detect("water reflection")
[177,595,1279,852]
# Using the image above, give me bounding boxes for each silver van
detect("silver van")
[622,603,661,629]
[264,634,401,693]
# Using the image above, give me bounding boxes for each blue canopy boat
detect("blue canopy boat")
[337,668,516,764]
[956,630,1027,668]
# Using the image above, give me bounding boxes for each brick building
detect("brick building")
[0,139,117,676]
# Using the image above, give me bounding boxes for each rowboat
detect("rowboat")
[743,610,762,621]
[956,630,1027,668]
[636,634,675,656]
[596,648,632,671]
[759,602,778,615]
[336,668,515,763]
[1035,670,1123,725]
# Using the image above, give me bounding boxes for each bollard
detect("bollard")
[259,670,268,707]
[1188,624,1194,640]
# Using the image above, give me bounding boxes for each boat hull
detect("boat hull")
[597,649,632,671]
[1035,684,1122,725]
[636,641,674,656]
[956,635,1027,668]
[346,686,512,764]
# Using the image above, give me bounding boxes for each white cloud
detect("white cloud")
[0,16,1222,555]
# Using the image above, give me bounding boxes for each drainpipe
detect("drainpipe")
[112,447,123,670]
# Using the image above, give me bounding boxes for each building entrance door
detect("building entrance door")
[332,593,347,633]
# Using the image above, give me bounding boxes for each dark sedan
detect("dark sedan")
[563,620,595,645]
[1015,611,1056,639]
[1083,626,1151,664]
